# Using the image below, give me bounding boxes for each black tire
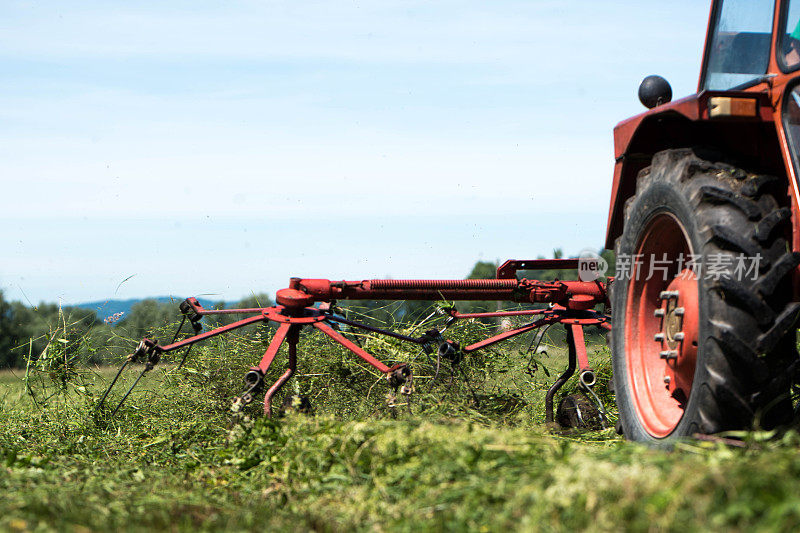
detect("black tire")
[612,148,800,444]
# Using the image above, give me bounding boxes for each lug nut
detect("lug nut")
[659,350,678,360]
[654,309,665,318]
[659,290,680,300]
[674,307,685,316]
[654,333,665,342]
[673,332,685,341]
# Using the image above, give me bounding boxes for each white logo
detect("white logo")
[578,250,608,282]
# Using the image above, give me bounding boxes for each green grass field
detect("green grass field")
[2,315,800,532]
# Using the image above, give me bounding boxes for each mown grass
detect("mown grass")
[1,309,800,532]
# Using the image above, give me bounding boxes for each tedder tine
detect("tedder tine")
[110,367,149,418]
[96,359,130,412]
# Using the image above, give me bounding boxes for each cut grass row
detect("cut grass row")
[1,314,799,531]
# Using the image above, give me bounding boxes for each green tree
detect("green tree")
[467,261,498,280]
[235,293,273,309]
[458,260,500,319]
[116,299,179,342]
[599,248,616,281]
[1,299,99,368]
[0,290,17,368]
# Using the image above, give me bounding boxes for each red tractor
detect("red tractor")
[608,0,800,443]
[104,0,800,445]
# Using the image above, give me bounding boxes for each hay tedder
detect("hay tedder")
[103,0,800,444]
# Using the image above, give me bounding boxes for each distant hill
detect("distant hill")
[72,296,221,322]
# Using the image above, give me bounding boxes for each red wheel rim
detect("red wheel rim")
[624,213,699,438]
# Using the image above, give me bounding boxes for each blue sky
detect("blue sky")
[1,0,711,306]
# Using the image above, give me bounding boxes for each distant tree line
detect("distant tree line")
[0,292,274,369]
[0,250,613,369]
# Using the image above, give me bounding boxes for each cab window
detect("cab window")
[781,0,800,70]
[703,0,774,90]
[783,85,800,172]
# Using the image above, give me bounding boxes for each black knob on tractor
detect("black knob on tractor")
[638,75,672,109]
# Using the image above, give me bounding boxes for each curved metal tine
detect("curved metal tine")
[170,315,187,343]
[110,367,148,418]
[176,345,194,370]
[96,359,130,411]
[427,349,442,392]
[408,309,438,335]
[526,323,553,377]
[169,318,204,371]
[446,367,456,391]
[525,329,538,355]
[525,319,550,354]
[456,364,480,407]
[438,315,457,335]
[545,326,578,423]
[582,379,609,429]
[165,315,198,370]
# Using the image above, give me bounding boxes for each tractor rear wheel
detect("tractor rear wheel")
[612,148,800,444]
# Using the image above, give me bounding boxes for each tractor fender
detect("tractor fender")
[605,91,784,249]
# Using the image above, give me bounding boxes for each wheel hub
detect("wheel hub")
[654,273,698,398]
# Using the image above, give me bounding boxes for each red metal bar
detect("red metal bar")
[159,314,267,352]
[253,322,290,373]
[546,324,578,423]
[283,277,607,308]
[191,307,267,315]
[264,368,293,416]
[182,297,267,316]
[369,279,518,290]
[449,309,548,319]
[263,328,299,417]
[333,278,519,302]
[463,316,561,353]
[570,323,591,373]
[313,320,391,373]
[496,258,581,279]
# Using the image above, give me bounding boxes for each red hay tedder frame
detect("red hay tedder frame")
[99,259,611,423]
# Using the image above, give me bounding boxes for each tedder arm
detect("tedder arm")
[98,259,612,424]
